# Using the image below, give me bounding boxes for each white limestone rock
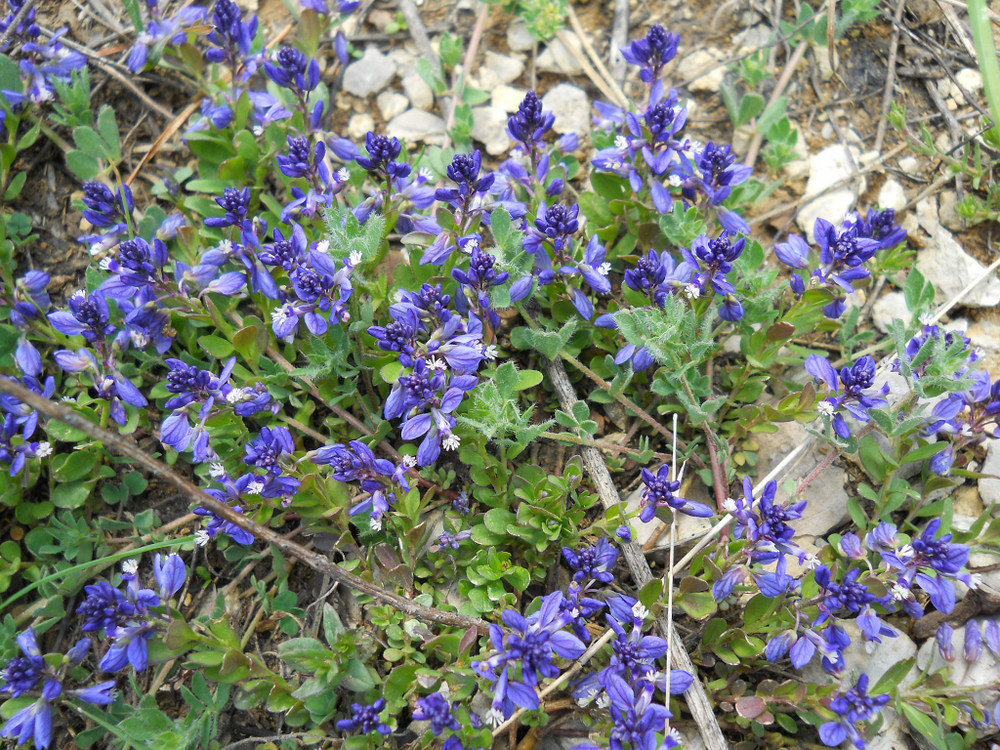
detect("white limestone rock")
[872,291,911,334]
[916,225,1000,308]
[537,32,585,75]
[796,144,865,240]
[506,20,535,52]
[491,85,527,113]
[878,179,907,212]
[471,106,510,156]
[542,83,590,136]
[386,109,446,146]
[401,71,434,110]
[342,47,396,97]
[677,48,726,93]
[347,113,374,140]
[376,90,408,121]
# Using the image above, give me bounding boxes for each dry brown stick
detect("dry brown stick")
[873,0,907,155]
[565,5,629,108]
[0,377,489,635]
[555,29,623,109]
[609,0,630,88]
[542,357,729,750]
[443,3,491,149]
[558,351,704,467]
[37,27,175,122]
[126,100,200,185]
[397,0,438,64]
[743,42,807,168]
[937,0,979,61]
[0,0,35,51]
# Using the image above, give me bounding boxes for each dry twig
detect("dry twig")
[541,357,730,750]
[0,377,489,635]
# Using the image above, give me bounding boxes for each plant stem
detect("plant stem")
[968,0,1000,142]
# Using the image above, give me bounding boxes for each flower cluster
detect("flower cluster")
[924,368,1000,475]
[472,591,587,724]
[309,439,411,530]
[160,356,275,462]
[369,285,488,464]
[0,555,187,747]
[0,338,54,475]
[571,594,693,750]
[0,630,114,750]
[866,519,971,618]
[818,674,890,749]
[77,554,187,672]
[638,463,714,521]
[806,354,889,439]
[775,210,905,319]
[1,24,86,110]
[125,0,207,73]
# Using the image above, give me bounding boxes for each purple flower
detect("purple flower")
[472,591,585,724]
[205,186,251,228]
[80,181,133,230]
[356,132,410,180]
[48,290,115,342]
[604,673,678,750]
[807,354,889,439]
[867,519,969,616]
[243,425,295,475]
[507,90,554,154]
[814,567,894,642]
[435,149,495,206]
[152,553,186,600]
[600,609,669,687]
[562,538,619,584]
[695,142,752,205]
[984,619,1000,659]
[77,581,135,633]
[683,232,746,307]
[639,464,714,521]
[310,440,410,530]
[620,24,680,83]
[0,629,45,698]
[205,0,260,76]
[336,698,391,735]
[412,692,460,735]
[264,45,320,93]
[850,207,907,251]
[194,500,255,546]
[727,477,807,564]
[818,673,890,749]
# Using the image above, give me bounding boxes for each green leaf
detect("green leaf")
[198,335,234,359]
[858,434,889,483]
[509,320,577,360]
[65,150,100,181]
[0,54,21,94]
[515,369,543,390]
[679,590,717,620]
[737,92,766,126]
[756,96,788,134]
[52,483,91,509]
[4,171,26,201]
[96,106,122,162]
[52,452,98,482]
[847,496,868,527]
[483,508,516,535]
[901,703,947,750]
[873,657,914,694]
